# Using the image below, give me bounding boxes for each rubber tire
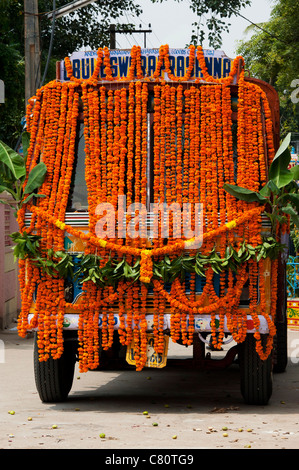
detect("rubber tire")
[34,332,76,403]
[239,333,273,406]
[273,320,288,373]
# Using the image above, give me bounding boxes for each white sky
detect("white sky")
[115,0,274,58]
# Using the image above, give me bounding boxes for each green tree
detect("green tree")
[0,1,25,147]
[152,0,251,48]
[0,0,143,148]
[40,0,142,61]
[0,0,253,148]
[236,0,299,136]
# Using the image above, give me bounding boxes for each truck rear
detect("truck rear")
[18,45,287,405]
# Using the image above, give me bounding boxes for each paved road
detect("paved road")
[1,326,299,451]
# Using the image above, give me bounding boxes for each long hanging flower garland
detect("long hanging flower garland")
[17,44,279,371]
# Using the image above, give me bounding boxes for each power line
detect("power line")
[45,0,96,19]
[119,10,160,48]
[122,11,143,47]
[40,0,56,87]
[137,16,158,48]
[227,6,287,44]
[110,22,152,49]
[185,0,287,45]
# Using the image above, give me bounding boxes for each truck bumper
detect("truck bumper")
[27,312,270,334]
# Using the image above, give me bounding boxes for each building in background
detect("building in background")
[0,195,20,329]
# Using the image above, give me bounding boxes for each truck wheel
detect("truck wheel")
[238,333,273,406]
[273,319,288,373]
[34,332,77,403]
[273,257,288,373]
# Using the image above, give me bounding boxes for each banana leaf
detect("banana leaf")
[0,140,26,181]
[223,183,267,203]
[24,162,47,194]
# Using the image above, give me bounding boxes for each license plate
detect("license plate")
[126,334,169,368]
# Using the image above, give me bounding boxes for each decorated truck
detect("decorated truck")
[14,45,291,405]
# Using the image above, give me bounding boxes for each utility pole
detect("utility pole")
[109,24,152,49]
[109,24,116,49]
[24,0,41,106]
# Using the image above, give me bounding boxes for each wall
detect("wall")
[0,198,20,329]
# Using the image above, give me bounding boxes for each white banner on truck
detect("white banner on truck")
[58,48,232,81]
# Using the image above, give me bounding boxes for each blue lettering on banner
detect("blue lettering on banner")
[100,64,106,78]
[223,58,231,77]
[84,50,97,57]
[176,56,185,77]
[168,56,175,75]
[195,58,203,78]
[63,66,68,81]
[82,58,95,79]
[119,56,130,77]
[110,56,118,78]
[81,58,89,79]
[60,50,232,81]
[147,55,156,76]
[214,57,222,78]
[141,56,146,76]
[72,59,81,79]
[205,57,213,76]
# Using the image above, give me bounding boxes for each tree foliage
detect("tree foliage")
[0,0,142,146]
[236,0,299,136]
[0,1,25,147]
[40,0,142,59]
[0,0,253,147]
[160,0,252,49]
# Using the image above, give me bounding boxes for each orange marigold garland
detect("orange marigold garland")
[17,44,279,372]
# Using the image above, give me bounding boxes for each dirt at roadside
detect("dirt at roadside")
[1,326,299,450]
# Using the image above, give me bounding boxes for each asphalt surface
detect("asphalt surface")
[1,325,299,451]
